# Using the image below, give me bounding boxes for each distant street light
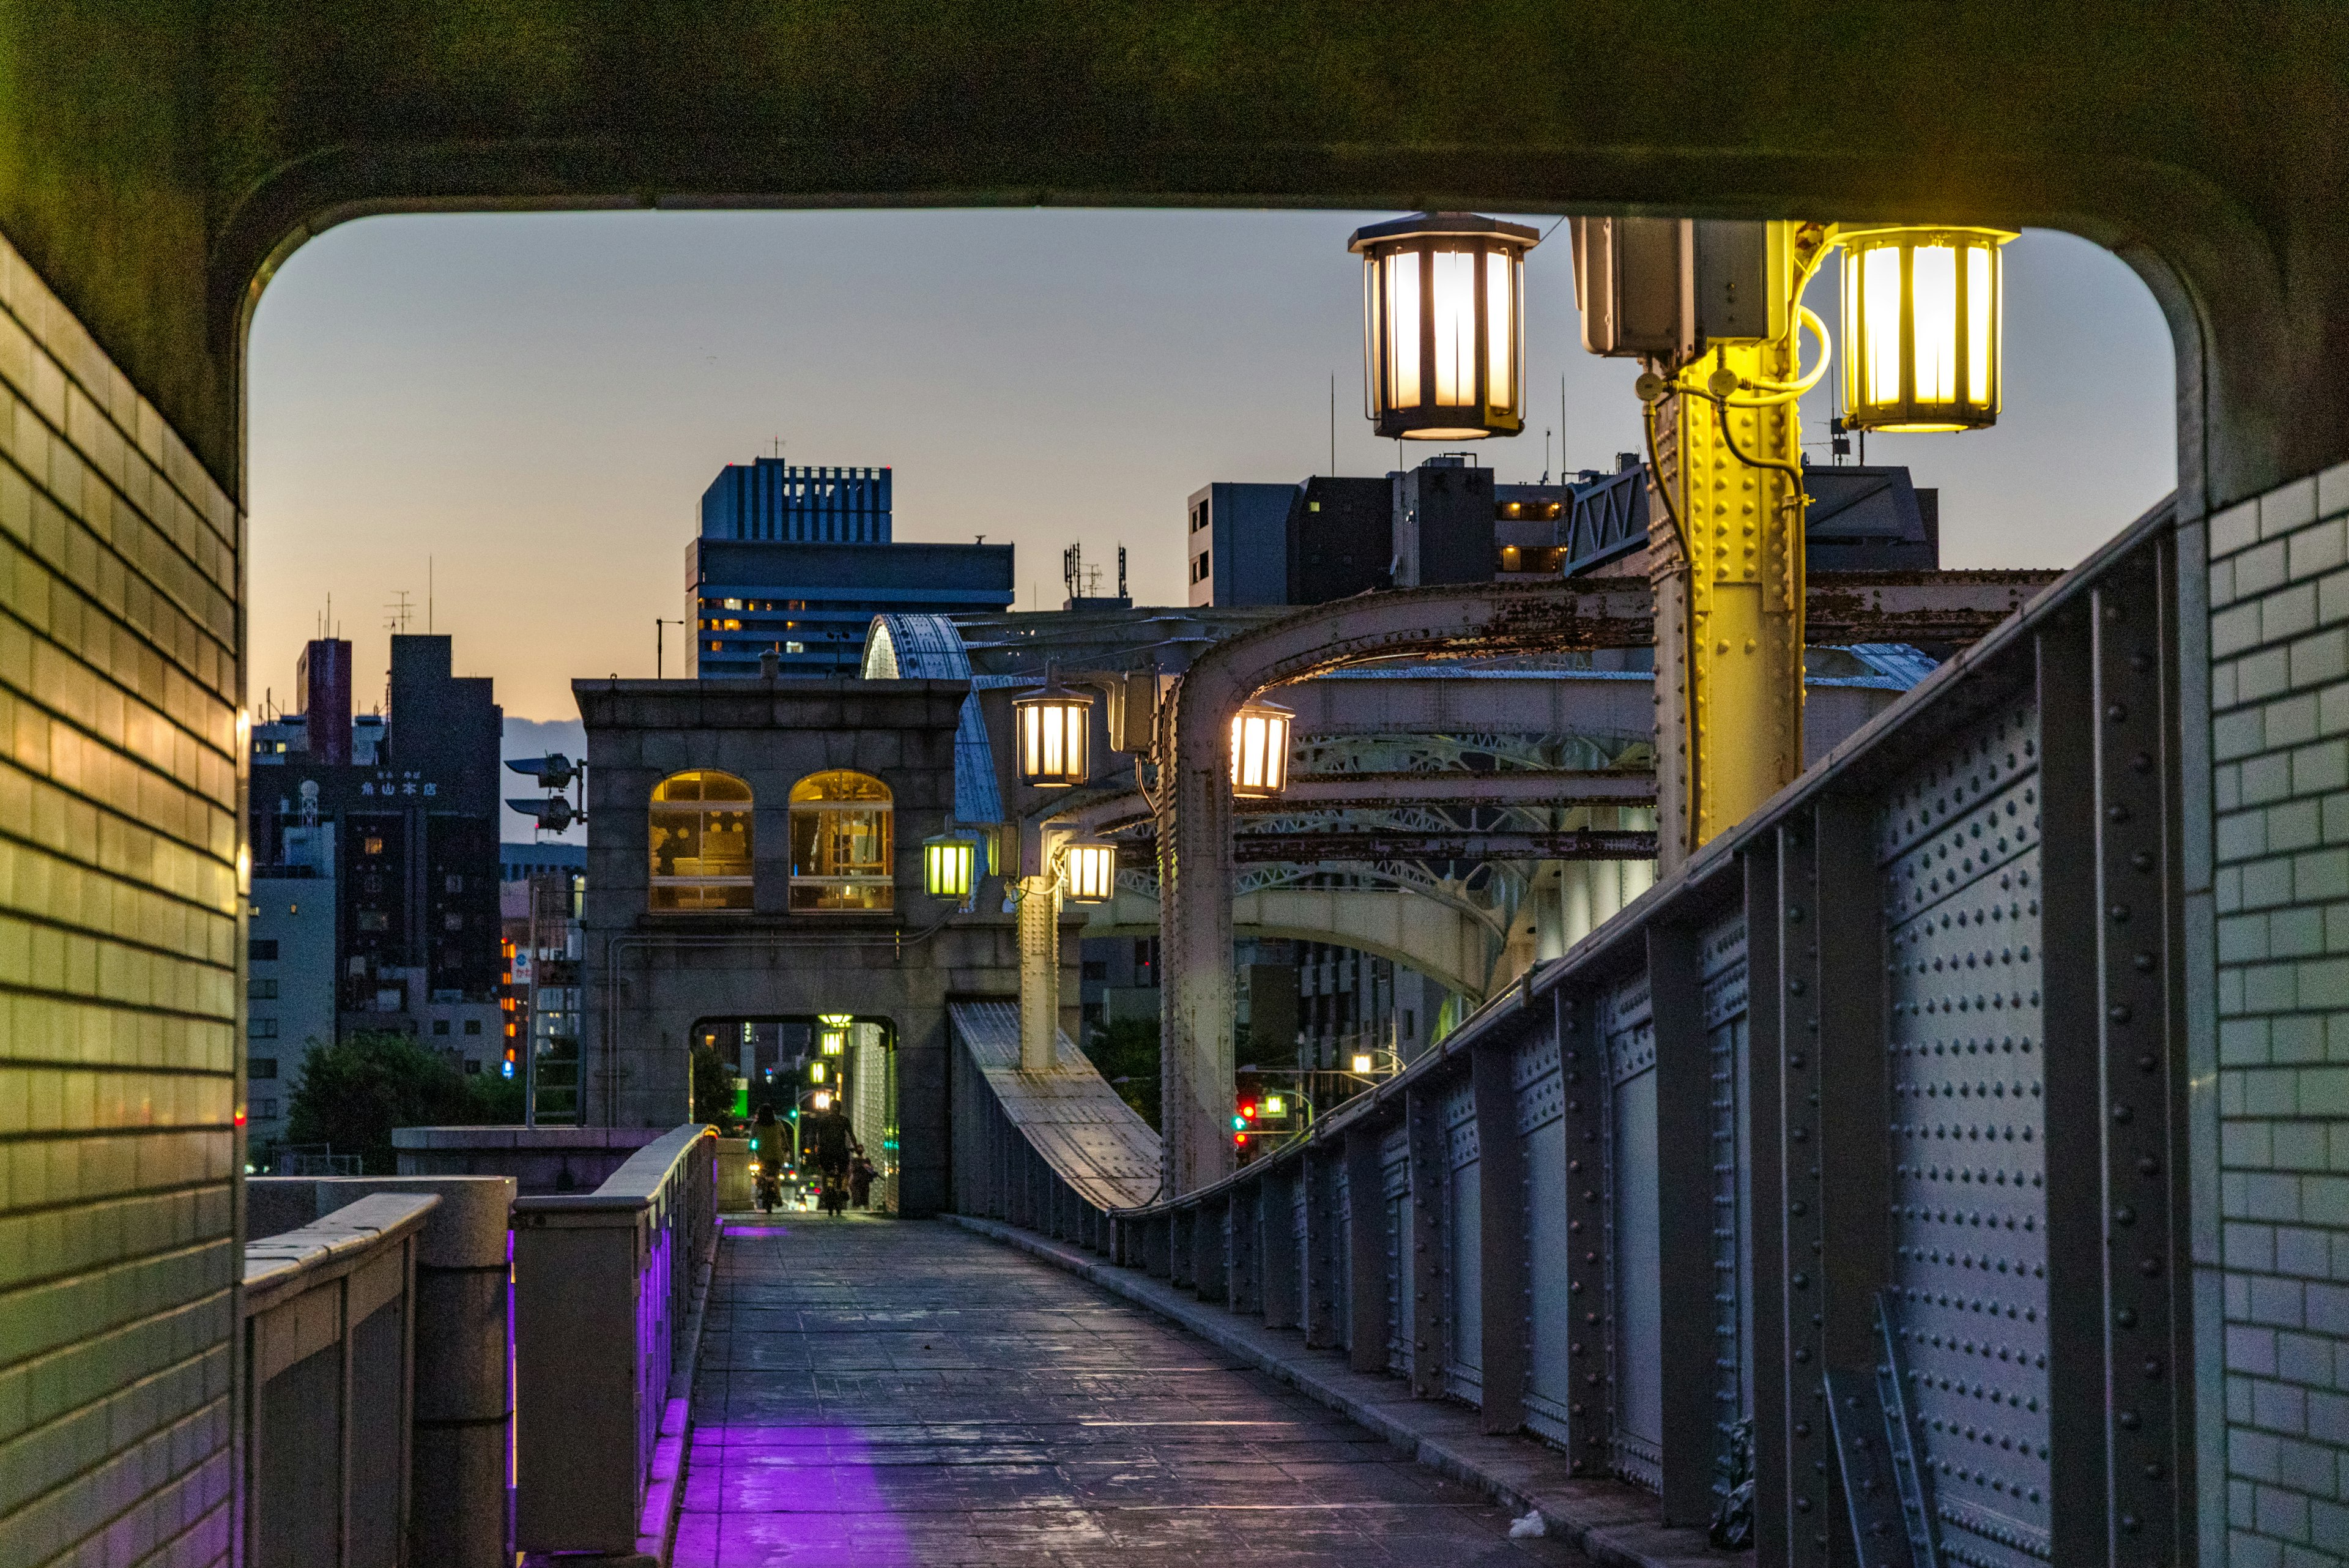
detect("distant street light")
[923,833,978,901]
[1228,698,1294,800]
[1060,841,1116,904]
[1349,212,1540,441]
[1839,225,2016,432]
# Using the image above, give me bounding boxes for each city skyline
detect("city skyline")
[248,208,2178,721]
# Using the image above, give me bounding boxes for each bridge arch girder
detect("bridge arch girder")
[1084,881,1496,1005]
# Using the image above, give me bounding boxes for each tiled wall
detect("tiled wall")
[0,232,241,1567]
[2207,461,2349,1567]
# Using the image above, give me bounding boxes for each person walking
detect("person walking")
[848,1153,876,1210]
[806,1101,856,1217]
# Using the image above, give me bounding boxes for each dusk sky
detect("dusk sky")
[245,208,2179,838]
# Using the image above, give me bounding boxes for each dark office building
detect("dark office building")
[250,633,508,1050]
[701,459,892,543]
[1187,452,1940,608]
[687,455,1014,677]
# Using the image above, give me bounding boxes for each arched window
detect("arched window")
[648,771,753,910]
[789,771,893,912]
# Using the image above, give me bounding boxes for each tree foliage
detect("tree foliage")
[283,1030,527,1174]
[1083,1017,1160,1131]
[689,1041,738,1132]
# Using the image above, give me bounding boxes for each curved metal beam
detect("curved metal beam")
[1083,883,1496,1004]
[1151,579,1655,1194]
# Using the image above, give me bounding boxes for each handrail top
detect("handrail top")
[242,1191,440,1310]
[511,1122,713,1217]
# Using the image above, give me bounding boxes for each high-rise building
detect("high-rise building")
[250,633,507,1057]
[702,460,891,543]
[686,457,1014,677]
[247,823,337,1150]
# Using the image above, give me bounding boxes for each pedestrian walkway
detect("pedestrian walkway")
[676,1214,1590,1567]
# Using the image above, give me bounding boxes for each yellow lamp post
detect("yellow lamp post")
[1839,225,2016,432]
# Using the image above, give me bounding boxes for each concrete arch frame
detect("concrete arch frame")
[7,13,2349,1567]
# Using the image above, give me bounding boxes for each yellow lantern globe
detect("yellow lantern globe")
[1839,225,2016,433]
[922,833,977,900]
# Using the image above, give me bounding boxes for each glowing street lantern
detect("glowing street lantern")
[812,1090,832,1110]
[923,833,977,899]
[810,1061,826,1083]
[1228,698,1293,799]
[1351,212,1540,440]
[820,1028,846,1057]
[1012,668,1093,789]
[1061,840,1116,904]
[1839,225,2016,433]
[1263,1094,1286,1117]
[1350,1052,1375,1075]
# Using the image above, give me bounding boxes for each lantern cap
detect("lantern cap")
[1836,222,2019,247]
[1235,695,1295,718]
[1349,211,1541,254]
[1011,660,1094,708]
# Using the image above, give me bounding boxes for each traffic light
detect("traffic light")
[506,753,577,790]
[505,794,577,833]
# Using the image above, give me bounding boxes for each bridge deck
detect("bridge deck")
[678,1214,1587,1566]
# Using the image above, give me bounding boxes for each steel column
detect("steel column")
[1406,1086,1446,1399]
[1303,1148,1343,1349]
[1017,875,1060,1073]
[1649,241,1813,874]
[1345,1124,1389,1375]
[1472,1035,1529,1435]
[1261,1165,1302,1329]
[1195,1200,1228,1302]
[1230,1184,1260,1315]
[1648,918,1716,1528]
[1743,841,1791,1564]
[1559,989,1610,1474]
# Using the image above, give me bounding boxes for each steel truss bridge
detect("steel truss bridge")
[956,499,2195,1566]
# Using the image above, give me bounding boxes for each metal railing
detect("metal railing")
[511,1123,718,1557]
[242,1192,440,1567]
[957,497,2193,1564]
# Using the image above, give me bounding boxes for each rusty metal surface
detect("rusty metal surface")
[1120,829,1661,865]
[1802,569,2060,644]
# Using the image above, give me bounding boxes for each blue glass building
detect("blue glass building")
[688,458,1014,677]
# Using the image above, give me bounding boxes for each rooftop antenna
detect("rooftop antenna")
[1118,545,1127,602]
[384,590,414,636]
[1328,372,1337,475]
[1543,428,1552,485]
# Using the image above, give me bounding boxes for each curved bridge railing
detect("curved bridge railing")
[953,497,2197,1565]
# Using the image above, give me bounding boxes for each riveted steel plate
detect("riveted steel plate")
[1518,1031,1576,1446]
[1701,908,1752,1519]
[1879,699,2050,1567]
[1605,970,1663,1492]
